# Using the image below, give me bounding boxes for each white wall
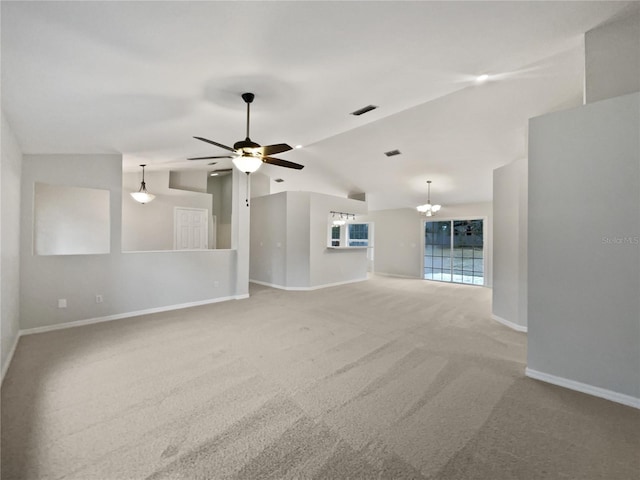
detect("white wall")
[34,183,111,255]
[207,173,232,249]
[528,92,639,402]
[492,158,528,330]
[250,191,368,289]
[250,172,271,198]
[123,171,212,251]
[1,112,22,378]
[231,168,250,297]
[585,11,640,104]
[366,203,493,286]
[250,192,287,286]
[168,170,208,193]
[21,154,240,330]
[285,192,311,288]
[359,209,420,278]
[309,193,368,288]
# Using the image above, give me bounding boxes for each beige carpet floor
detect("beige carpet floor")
[2,275,638,479]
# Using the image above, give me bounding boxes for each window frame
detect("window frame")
[327,221,372,248]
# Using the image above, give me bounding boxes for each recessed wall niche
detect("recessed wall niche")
[33,182,111,255]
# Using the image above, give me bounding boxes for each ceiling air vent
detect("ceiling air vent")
[351,105,378,116]
[384,149,401,157]
[274,178,284,183]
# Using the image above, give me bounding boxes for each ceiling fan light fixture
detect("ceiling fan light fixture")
[192,93,303,173]
[130,164,155,204]
[233,155,263,174]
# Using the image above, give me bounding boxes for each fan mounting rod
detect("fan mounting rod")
[242,92,255,140]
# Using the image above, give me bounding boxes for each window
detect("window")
[331,225,341,247]
[327,222,371,248]
[347,223,369,247]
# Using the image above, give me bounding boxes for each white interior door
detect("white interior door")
[174,207,208,250]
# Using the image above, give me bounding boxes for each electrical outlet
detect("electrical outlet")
[95,294,104,304]
[214,281,219,288]
[58,299,67,308]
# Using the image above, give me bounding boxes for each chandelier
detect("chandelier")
[416,180,441,217]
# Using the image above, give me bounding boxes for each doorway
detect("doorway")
[424,219,484,285]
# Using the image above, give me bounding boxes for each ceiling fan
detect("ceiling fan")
[189,92,304,174]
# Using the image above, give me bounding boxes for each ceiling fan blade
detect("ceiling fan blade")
[188,155,234,160]
[262,156,304,170]
[257,143,293,156]
[193,136,236,153]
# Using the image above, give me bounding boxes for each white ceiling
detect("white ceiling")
[2,1,636,210]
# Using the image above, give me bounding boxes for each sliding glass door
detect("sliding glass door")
[424,219,484,285]
[424,221,452,282]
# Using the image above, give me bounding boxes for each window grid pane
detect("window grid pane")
[347,223,369,247]
[426,220,484,285]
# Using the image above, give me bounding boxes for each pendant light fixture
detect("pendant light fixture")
[416,180,441,217]
[130,164,155,204]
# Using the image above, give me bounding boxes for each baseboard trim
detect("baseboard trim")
[20,295,245,336]
[374,272,420,280]
[525,368,640,409]
[492,314,528,333]
[1,332,21,385]
[250,277,368,291]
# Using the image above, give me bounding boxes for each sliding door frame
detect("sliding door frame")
[421,216,488,286]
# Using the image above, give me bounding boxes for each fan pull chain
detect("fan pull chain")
[246,173,250,207]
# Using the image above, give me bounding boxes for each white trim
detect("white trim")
[249,277,368,291]
[121,248,235,254]
[492,314,528,333]
[374,272,421,280]
[1,332,21,385]
[525,368,640,409]
[19,295,245,336]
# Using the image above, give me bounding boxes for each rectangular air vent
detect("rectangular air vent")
[384,149,401,157]
[351,105,378,116]
[274,178,284,183]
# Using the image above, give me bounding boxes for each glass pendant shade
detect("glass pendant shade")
[130,191,155,204]
[233,155,263,174]
[131,164,155,204]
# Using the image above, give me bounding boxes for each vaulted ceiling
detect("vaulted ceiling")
[2,1,636,210]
